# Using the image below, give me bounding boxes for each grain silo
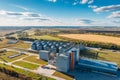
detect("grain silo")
[56,54,70,72]
[39,50,50,61]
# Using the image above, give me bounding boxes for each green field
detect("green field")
[98,50,120,67]
[13,61,39,70]
[0,51,27,62]
[23,55,48,65]
[29,35,62,41]
[53,71,73,80]
[10,34,18,38]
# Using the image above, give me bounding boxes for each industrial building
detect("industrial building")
[78,58,118,74]
[56,54,70,72]
[31,40,118,75]
[31,40,74,53]
[39,50,50,61]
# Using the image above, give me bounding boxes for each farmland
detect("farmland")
[0,28,22,36]
[0,27,120,80]
[28,35,62,41]
[98,50,120,67]
[0,51,27,62]
[0,39,30,49]
[13,61,39,70]
[58,34,120,45]
[8,28,63,41]
[23,55,48,65]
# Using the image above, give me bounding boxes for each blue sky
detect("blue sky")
[0,0,120,26]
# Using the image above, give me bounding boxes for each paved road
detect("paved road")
[36,66,65,80]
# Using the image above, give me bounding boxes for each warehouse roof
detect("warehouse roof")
[78,58,118,71]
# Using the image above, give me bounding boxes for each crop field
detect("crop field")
[10,28,36,38]
[23,55,48,65]
[58,34,120,45]
[0,39,30,49]
[0,51,27,62]
[29,35,62,41]
[25,28,36,35]
[14,41,30,49]
[97,50,120,67]
[13,61,40,70]
[0,28,22,36]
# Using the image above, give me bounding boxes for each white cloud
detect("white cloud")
[0,10,43,20]
[88,0,93,4]
[108,11,120,18]
[0,10,22,16]
[0,9,119,26]
[73,2,78,5]
[88,5,97,9]
[80,0,94,4]
[112,20,120,24]
[0,10,41,17]
[48,0,57,3]
[0,10,69,26]
[81,0,88,4]
[47,0,93,5]
[75,18,120,26]
[93,4,120,13]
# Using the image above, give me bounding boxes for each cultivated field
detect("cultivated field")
[58,34,120,45]
[0,28,22,36]
[23,55,48,65]
[97,50,120,67]
[0,51,27,62]
[29,35,62,41]
[13,61,39,70]
[0,39,30,49]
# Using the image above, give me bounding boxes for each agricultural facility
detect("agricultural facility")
[31,40,119,76]
[78,58,118,74]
